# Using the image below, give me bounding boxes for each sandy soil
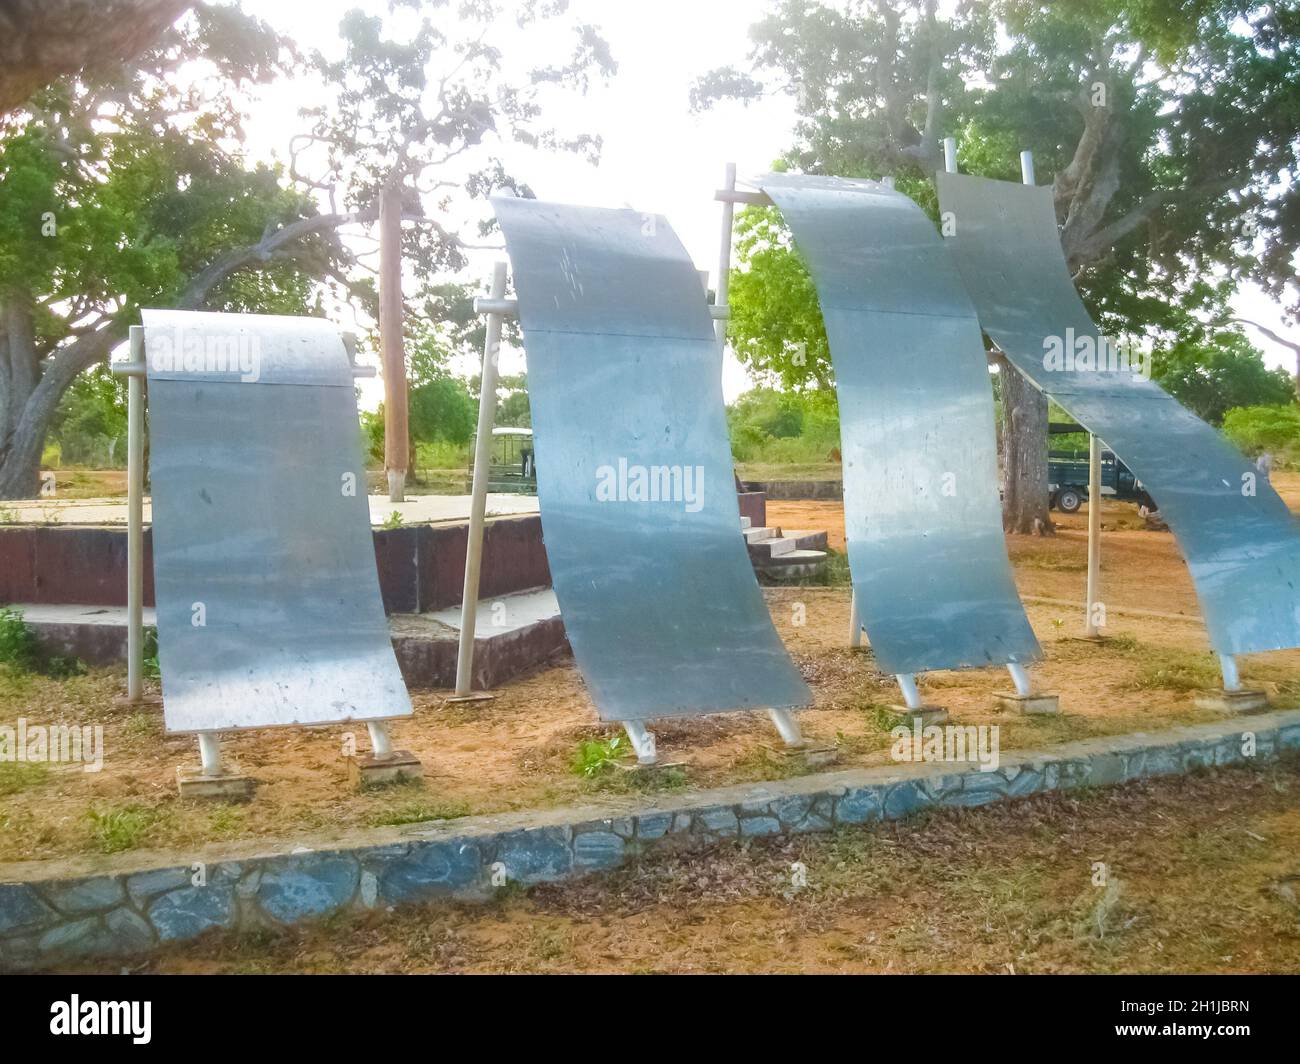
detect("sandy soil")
[3,480,1300,866]
[56,757,1300,974]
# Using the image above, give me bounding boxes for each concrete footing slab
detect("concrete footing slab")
[994,691,1062,715]
[2,709,1298,970]
[884,704,950,727]
[1194,688,1268,713]
[175,766,257,801]
[348,751,424,789]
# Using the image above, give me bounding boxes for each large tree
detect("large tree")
[695,0,1300,532]
[0,0,613,498]
[0,0,192,114]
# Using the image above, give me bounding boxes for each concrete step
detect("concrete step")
[754,548,829,581]
[13,591,570,693]
[740,515,752,530]
[743,525,778,544]
[749,536,797,559]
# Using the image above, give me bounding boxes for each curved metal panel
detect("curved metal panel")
[492,196,811,721]
[142,309,411,733]
[937,172,1300,656]
[757,173,1040,673]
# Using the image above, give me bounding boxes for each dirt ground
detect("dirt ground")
[56,757,1300,974]
[3,478,1300,867]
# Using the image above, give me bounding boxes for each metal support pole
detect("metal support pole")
[113,327,147,704]
[768,708,804,748]
[896,673,923,710]
[714,163,737,354]
[1007,662,1033,697]
[1084,432,1103,636]
[367,720,393,758]
[943,137,958,174]
[453,262,509,699]
[1020,150,1036,186]
[848,587,862,648]
[622,719,657,765]
[1219,654,1241,692]
[197,733,222,776]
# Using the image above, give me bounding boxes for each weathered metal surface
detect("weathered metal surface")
[758,173,1040,673]
[492,197,810,721]
[937,172,1300,656]
[142,309,411,732]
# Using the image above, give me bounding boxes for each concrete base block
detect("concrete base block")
[1194,688,1268,713]
[176,765,257,801]
[884,704,950,727]
[348,750,424,789]
[615,759,686,778]
[444,692,496,705]
[994,691,1062,715]
[113,693,162,709]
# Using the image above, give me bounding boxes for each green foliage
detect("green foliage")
[86,804,166,854]
[1222,404,1300,465]
[727,387,841,463]
[1153,330,1293,424]
[381,511,404,530]
[0,761,48,796]
[571,735,628,778]
[0,606,42,673]
[366,800,472,827]
[47,365,128,468]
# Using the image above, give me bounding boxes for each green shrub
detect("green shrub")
[1222,404,1300,466]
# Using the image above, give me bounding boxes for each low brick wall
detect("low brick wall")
[743,479,843,501]
[0,516,551,614]
[3,709,1297,970]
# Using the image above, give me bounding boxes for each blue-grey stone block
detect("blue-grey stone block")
[257,853,360,923]
[0,883,57,936]
[770,795,812,827]
[836,786,882,824]
[1278,724,1300,750]
[1183,745,1215,770]
[882,780,928,819]
[694,806,739,836]
[962,771,1008,793]
[1085,754,1125,787]
[103,907,156,952]
[493,828,573,885]
[38,916,101,953]
[380,840,482,903]
[43,876,125,915]
[1004,768,1042,798]
[1141,747,1182,777]
[635,812,674,839]
[943,787,1002,808]
[148,885,236,941]
[573,831,625,871]
[127,866,193,907]
[739,816,782,837]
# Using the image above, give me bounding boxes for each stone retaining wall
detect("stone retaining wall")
[2,709,1298,970]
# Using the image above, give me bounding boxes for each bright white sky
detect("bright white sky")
[228,0,1295,405]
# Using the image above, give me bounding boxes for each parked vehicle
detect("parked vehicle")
[467,426,536,494]
[1048,447,1154,513]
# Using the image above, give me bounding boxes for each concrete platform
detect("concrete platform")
[14,588,568,691]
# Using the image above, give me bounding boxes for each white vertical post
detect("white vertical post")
[896,673,923,710]
[1084,433,1103,636]
[1020,150,1036,186]
[453,261,509,698]
[623,719,657,765]
[943,137,958,174]
[367,720,393,758]
[197,732,222,776]
[768,708,803,748]
[848,587,862,647]
[715,162,737,354]
[1007,662,1032,697]
[1219,654,1241,692]
[126,325,145,703]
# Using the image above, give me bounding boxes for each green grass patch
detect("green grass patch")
[571,735,630,778]
[0,760,49,796]
[366,800,472,827]
[86,803,167,854]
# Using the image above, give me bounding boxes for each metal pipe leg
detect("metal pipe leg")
[848,588,862,648]
[197,733,222,777]
[768,708,803,748]
[1219,654,1241,692]
[895,673,923,710]
[622,720,657,765]
[367,720,393,758]
[1007,662,1032,697]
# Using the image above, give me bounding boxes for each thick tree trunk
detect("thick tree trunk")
[999,357,1053,535]
[0,311,122,500]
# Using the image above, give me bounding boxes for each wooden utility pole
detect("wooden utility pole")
[379,180,408,502]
